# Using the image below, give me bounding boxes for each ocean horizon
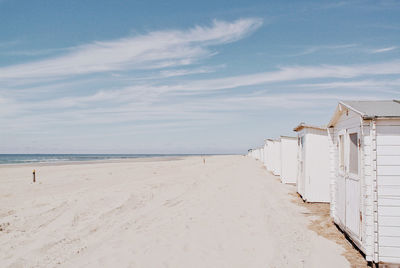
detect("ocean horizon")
[0,154,214,165]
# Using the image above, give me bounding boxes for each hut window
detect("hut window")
[349,133,359,174]
[339,134,344,171]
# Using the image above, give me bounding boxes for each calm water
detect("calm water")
[0,154,198,165]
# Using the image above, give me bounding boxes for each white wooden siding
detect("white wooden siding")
[280,137,298,184]
[376,119,400,263]
[378,146,400,156]
[266,140,274,172]
[263,143,268,167]
[328,128,337,218]
[272,140,281,176]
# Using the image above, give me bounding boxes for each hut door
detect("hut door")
[345,132,361,239]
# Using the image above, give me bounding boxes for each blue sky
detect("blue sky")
[1,0,400,154]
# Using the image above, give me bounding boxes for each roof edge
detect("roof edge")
[280,135,297,140]
[338,101,365,116]
[293,123,326,132]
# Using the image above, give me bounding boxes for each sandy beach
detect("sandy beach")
[0,155,365,267]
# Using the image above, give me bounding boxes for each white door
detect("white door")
[345,132,361,239]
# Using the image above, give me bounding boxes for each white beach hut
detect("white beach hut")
[328,100,400,265]
[263,141,268,167]
[294,123,330,202]
[265,139,274,172]
[260,147,265,164]
[252,148,257,160]
[254,148,262,161]
[272,139,281,176]
[280,136,298,184]
[250,149,257,159]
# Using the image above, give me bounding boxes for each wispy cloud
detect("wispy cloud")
[3,60,400,115]
[0,47,71,57]
[369,46,397,53]
[159,65,224,78]
[296,79,400,94]
[284,44,358,57]
[0,18,262,82]
[160,60,400,93]
[288,44,399,57]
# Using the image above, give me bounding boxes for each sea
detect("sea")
[0,154,200,165]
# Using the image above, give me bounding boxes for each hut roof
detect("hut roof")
[329,100,400,127]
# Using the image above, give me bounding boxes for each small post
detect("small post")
[33,169,36,183]
[203,157,205,164]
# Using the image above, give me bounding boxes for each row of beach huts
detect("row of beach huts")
[248,100,400,267]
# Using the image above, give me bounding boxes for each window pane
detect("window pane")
[349,133,358,174]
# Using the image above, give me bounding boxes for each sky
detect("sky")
[1,0,400,154]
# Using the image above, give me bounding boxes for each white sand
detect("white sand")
[0,155,350,267]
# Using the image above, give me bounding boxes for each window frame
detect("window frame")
[347,131,360,179]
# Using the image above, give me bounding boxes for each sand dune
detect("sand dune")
[0,155,355,267]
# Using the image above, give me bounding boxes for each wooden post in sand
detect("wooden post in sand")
[203,157,205,164]
[32,169,36,183]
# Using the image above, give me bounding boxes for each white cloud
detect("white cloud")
[0,18,262,81]
[290,44,358,56]
[5,60,400,112]
[158,60,400,93]
[370,46,397,53]
[3,60,400,129]
[159,65,223,78]
[297,78,400,93]
[0,47,71,57]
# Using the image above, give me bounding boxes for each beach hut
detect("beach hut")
[260,147,265,164]
[262,141,268,167]
[280,136,298,184]
[254,148,261,161]
[250,149,257,159]
[251,148,256,159]
[294,123,330,202]
[265,139,274,172]
[271,139,281,176]
[328,100,400,265]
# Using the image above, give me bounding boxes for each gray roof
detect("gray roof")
[341,100,400,118]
